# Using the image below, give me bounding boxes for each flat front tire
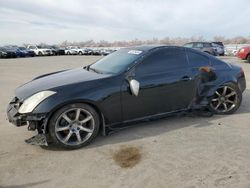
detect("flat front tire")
[48,103,100,149]
[209,83,242,114]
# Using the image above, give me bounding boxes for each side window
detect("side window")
[193,43,203,48]
[136,48,188,76]
[204,43,212,47]
[187,51,210,67]
[184,43,193,48]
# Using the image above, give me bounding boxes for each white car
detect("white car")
[65,46,85,55]
[27,45,53,56]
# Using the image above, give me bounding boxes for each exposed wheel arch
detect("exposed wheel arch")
[246,53,250,63]
[38,51,43,56]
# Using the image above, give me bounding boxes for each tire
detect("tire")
[67,51,71,55]
[209,83,242,114]
[38,51,43,56]
[48,103,100,149]
[247,54,250,63]
[79,51,83,55]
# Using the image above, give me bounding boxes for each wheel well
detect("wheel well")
[246,53,250,60]
[44,101,106,135]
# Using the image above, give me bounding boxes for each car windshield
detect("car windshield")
[19,47,26,50]
[89,48,144,74]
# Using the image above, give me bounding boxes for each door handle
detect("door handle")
[181,76,192,81]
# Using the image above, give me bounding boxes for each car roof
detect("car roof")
[127,45,184,52]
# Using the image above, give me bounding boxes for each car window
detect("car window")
[184,43,193,48]
[136,48,188,76]
[193,43,203,48]
[204,43,212,48]
[187,50,210,67]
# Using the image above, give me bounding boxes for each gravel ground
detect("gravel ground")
[0,56,250,188]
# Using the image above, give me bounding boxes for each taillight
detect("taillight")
[240,48,245,53]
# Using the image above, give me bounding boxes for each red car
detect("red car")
[237,46,250,62]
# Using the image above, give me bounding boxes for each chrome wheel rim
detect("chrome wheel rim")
[55,108,94,146]
[210,86,238,113]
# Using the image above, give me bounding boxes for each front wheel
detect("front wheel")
[48,103,100,149]
[209,83,242,114]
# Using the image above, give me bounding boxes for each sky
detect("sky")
[0,0,250,45]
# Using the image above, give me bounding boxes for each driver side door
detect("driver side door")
[121,47,196,121]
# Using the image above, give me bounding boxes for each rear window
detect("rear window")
[187,51,210,67]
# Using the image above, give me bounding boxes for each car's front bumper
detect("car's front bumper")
[6,97,48,129]
[7,102,27,127]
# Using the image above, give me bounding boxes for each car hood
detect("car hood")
[15,68,111,100]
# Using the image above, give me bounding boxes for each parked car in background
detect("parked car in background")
[0,47,17,58]
[27,45,53,56]
[52,46,65,55]
[92,48,102,55]
[65,46,85,55]
[212,43,224,56]
[65,46,78,55]
[232,49,239,56]
[42,45,65,55]
[237,46,250,63]
[4,46,26,57]
[18,47,36,57]
[85,48,94,55]
[184,42,217,56]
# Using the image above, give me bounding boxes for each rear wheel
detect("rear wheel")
[209,83,242,114]
[38,51,43,56]
[49,103,100,149]
[67,51,71,55]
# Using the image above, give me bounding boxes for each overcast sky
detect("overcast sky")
[0,0,249,45]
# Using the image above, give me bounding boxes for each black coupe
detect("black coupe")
[7,46,246,149]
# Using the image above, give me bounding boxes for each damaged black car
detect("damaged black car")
[7,46,246,149]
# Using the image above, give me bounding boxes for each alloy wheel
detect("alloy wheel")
[210,86,238,113]
[55,108,95,146]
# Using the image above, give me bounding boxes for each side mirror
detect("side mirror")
[129,79,140,96]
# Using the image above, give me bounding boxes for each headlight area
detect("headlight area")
[19,91,56,113]
[7,91,56,131]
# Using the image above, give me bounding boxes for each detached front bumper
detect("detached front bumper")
[7,99,27,127]
[6,97,48,130]
[7,97,49,145]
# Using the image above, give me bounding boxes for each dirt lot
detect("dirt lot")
[0,56,250,188]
